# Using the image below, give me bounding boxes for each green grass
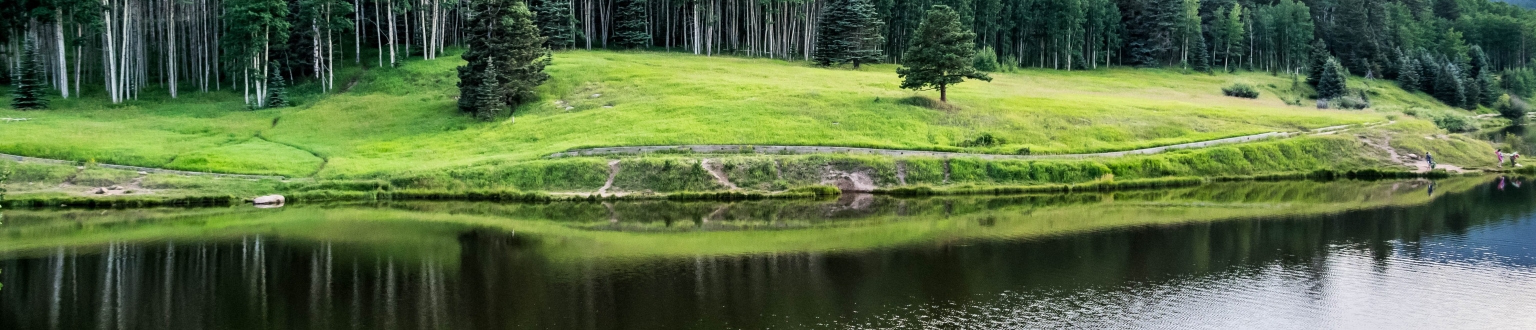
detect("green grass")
[3,50,1442,181]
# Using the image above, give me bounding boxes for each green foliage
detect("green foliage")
[1433,113,1474,132]
[1498,95,1529,122]
[457,0,551,119]
[613,0,650,48]
[973,46,999,72]
[1190,33,1211,73]
[813,0,885,68]
[1503,68,1536,98]
[1333,95,1370,110]
[1222,83,1259,98]
[897,5,991,102]
[9,40,48,110]
[1398,56,1421,93]
[534,0,577,49]
[1317,58,1348,99]
[1306,40,1329,87]
[265,65,288,108]
[1433,62,1467,108]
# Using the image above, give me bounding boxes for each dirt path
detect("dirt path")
[700,159,739,190]
[1358,135,1469,174]
[597,160,620,195]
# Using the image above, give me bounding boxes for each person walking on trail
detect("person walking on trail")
[1498,150,1505,168]
[1426,152,1436,170]
[1513,152,1522,167]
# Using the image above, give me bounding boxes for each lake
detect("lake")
[2,176,1535,329]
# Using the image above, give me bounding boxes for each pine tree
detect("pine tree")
[459,0,551,119]
[1317,58,1348,100]
[266,64,288,108]
[9,40,48,110]
[497,2,552,107]
[614,0,650,48]
[814,0,885,68]
[1479,71,1500,106]
[534,0,577,49]
[1399,57,1421,92]
[897,5,991,103]
[473,61,503,121]
[1469,45,1491,78]
[1434,63,1467,108]
[1306,40,1330,87]
[1419,52,1440,93]
[1191,32,1211,73]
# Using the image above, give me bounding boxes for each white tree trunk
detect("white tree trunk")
[387,1,396,66]
[54,9,69,99]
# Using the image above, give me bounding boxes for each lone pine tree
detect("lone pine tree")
[614,0,650,48]
[813,0,884,68]
[897,5,990,103]
[9,41,48,110]
[1316,58,1348,100]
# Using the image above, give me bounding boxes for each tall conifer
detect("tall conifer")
[614,0,650,48]
[897,5,991,103]
[814,0,885,68]
[9,40,47,110]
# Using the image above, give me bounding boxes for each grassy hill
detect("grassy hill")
[0,50,1503,196]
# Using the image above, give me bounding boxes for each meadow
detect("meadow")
[0,49,1432,182]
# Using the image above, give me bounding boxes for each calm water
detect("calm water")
[2,177,1536,329]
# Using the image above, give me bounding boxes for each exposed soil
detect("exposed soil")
[597,160,620,195]
[700,159,739,190]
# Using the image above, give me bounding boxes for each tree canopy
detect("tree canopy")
[897,5,991,103]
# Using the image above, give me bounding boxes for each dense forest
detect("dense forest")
[5,0,1536,108]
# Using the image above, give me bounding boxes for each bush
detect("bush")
[974,46,1000,72]
[1433,114,1475,132]
[1498,95,1529,122]
[1333,96,1370,109]
[958,132,1005,147]
[1222,83,1260,99]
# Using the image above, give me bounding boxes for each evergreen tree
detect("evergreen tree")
[9,40,47,110]
[614,0,650,48]
[1479,71,1500,106]
[814,0,885,68]
[497,2,552,107]
[1434,63,1467,108]
[472,61,504,121]
[897,5,991,103]
[1191,32,1211,73]
[534,0,577,49]
[1419,52,1440,93]
[1306,40,1329,87]
[1469,45,1491,78]
[458,0,551,119]
[1317,58,1348,100]
[1399,56,1421,92]
[265,64,288,108]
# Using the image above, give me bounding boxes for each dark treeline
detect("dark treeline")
[6,0,1536,106]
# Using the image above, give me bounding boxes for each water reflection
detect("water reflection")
[2,177,1536,329]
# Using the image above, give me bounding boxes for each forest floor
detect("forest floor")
[0,49,1511,198]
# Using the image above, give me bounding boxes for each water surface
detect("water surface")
[2,177,1535,329]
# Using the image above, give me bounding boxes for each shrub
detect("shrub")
[1498,95,1529,122]
[1433,114,1474,132]
[974,46,1000,72]
[1333,96,1370,109]
[1222,83,1260,99]
[958,132,1005,147]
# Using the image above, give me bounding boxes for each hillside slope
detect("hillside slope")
[0,50,1487,179]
